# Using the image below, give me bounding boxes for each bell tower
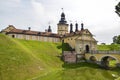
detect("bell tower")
[57,9,68,35]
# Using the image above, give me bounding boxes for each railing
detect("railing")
[63,50,120,55]
[90,50,120,54]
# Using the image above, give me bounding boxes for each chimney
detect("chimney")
[28,27,31,31]
[75,23,78,32]
[45,29,48,32]
[81,23,84,30]
[70,23,73,33]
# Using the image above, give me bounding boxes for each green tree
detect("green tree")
[115,2,120,17]
[113,35,120,44]
[117,35,120,44]
[113,36,117,43]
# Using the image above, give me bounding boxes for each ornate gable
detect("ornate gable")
[75,29,97,42]
[1,25,16,34]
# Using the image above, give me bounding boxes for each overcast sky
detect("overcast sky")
[0,0,120,44]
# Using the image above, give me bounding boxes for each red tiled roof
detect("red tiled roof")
[7,28,60,38]
[6,27,93,39]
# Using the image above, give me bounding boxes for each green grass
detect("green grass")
[109,60,117,67]
[0,34,64,80]
[0,34,120,80]
[34,63,120,80]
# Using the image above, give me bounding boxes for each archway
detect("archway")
[12,35,15,38]
[85,45,89,53]
[101,56,117,69]
[89,56,97,62]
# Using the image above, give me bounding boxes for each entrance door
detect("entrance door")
[85,45,89,53]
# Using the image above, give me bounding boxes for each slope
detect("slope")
[0,34,63,80]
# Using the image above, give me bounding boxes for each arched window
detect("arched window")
[12,35,15,38]
[85,45,89,53]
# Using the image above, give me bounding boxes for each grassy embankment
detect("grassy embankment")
[0,34,120,80]
[0,34,70,80]
[35,62,120,80]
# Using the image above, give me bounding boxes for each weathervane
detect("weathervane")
[48,21,51,25]
[69,20,72,23]
[61,8,64,12]
[75,21,77,23]
[81,20,83,23]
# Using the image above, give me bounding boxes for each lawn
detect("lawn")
[0,34,64,80]
[0,34,120,80]
[34,63,120,80]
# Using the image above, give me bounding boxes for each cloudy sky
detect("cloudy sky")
[0,0,120,44]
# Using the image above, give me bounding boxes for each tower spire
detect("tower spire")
[81,23,84,30]
[75,21,78,32]
[48,22,52,32]
[61,8,64,12]
[59,8,67,24]
[57,9,68,35]
[70,23,73,33]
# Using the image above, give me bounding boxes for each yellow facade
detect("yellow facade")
[7,33,60,43]
[57,24,68,35]
[64,35,79,49]
[1,25,15,34]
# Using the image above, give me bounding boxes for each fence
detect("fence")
[90,50,120,54]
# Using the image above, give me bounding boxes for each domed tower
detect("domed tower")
[48,25,52,32]
[57,11,68,35]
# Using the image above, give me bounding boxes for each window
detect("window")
[26,35,29,40]
[32,36,36,40]
[44,37,47,42]
[12,35,15,38]
[18,35,23,39]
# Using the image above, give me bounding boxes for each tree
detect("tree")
[113,36,117,43]
[117,35,120,44]
[115,2,120,17]
[113,35,120,44]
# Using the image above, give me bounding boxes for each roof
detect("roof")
[4,25,96,40]
[7,28,60,38]
[63,29,93,37]
[75,36,97,42]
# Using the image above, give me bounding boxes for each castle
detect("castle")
[1,12,97,62]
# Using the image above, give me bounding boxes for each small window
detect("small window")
[71,38,72,40]
[12,35,15,38]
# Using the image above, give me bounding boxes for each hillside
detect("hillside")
[0,34,63,80]
[0,34,120,80]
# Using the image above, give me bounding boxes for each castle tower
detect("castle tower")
[57,11,68,35]
[48,25,52,32]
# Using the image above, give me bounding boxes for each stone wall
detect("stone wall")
[63,51,77,63]
[8,34,60,43]
[64,35,78,49]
